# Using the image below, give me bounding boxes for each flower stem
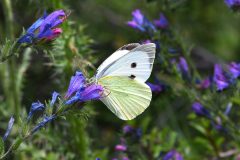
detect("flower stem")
[2,0,14,40]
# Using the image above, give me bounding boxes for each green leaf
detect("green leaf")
[12,137,23,151]
[0,137,4,156]
[190,122,207,135]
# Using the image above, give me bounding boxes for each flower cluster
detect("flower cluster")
[1,70,104,141]
[65,71,103,105]
[192,101,231,132]
[112,125,143,160]
[127,9,192,85]
[127,9,169,34]
[127,9,156,33]
[193,62,240,91]
[163,150,184,160]
[112,125,184,160]
[212,62,240,91]
[31,71,103,133]
[18,10,67,44]
[225,0,240,11]
[192,102,211,118]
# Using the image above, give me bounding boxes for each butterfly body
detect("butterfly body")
[95,43,156,120]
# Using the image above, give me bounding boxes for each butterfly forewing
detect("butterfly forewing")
[96,43,156,82]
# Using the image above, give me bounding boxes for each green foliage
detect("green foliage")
[1,0,240,160]
[0,138,4,157]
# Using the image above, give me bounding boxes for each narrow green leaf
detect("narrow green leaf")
[0,137,5,156]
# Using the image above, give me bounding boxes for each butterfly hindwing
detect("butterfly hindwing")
[98,76,152,120]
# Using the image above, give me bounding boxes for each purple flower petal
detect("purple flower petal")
[65,91,82,105]
[147,82,162,93]
[115,144,127,151]
[225,0,240,10]
[192,102,211,118]
[65,71,86,98]
[178,57,189,73]
[50,91,60,107]
[31,115,56,134]
[229,62,240,79]
[163,150,176,160]
[127,9,155,32]
[142,39,152,44]
[224,103,232,115]
[175,152,184,160]
[17,33,35,43]
[123,125,134,134]
[39,10,66,33]
[122,157,130,160]
[132,9,144,24]
[3,116,15,141]
[213,64,229,91]
[65,84,103,105]
[80,84,103,101]
[196,77,211,89]
[28,101,45,120]
[154,13,169,29]
[18,10,66,44]
[163,150,184,160]
[27,12,48,33]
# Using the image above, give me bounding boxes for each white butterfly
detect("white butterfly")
[95,43,156,120]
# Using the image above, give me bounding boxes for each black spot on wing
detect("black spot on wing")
[131,62,137,68]
[129,75,136,79]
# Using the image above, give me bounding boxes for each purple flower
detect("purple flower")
[163,150,176,160]
[175,152,184,160]
[122,157,130,160]
[65,84,103,105]
[224,103,232,115]
[18,10,66,44]
[225,0,240,10]
[115,144,127,151]
[154,13,169,29]
[127,9,156,32]
[3,116,15,141]
[163,150,183,160]
[196,78,211,89]
[123,125,134,134]
[147,82,162,93]
[200,78,211,89]
[28,101,45,120]
[80,85,104,101]
[168,48,180,54]
[213,64,230,91]
[229,62,240,79]
[31,115,56,134]
[178,57,189,74]
[65,71,86,98]
[50,91,60,107]
[211,117,227,133]
[192,102,211,118]
[142,39,152,44]
[136,128,142,138]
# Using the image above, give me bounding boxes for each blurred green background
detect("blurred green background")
[0,0,240,159]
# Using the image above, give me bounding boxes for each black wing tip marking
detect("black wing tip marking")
[117,43,140,51]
